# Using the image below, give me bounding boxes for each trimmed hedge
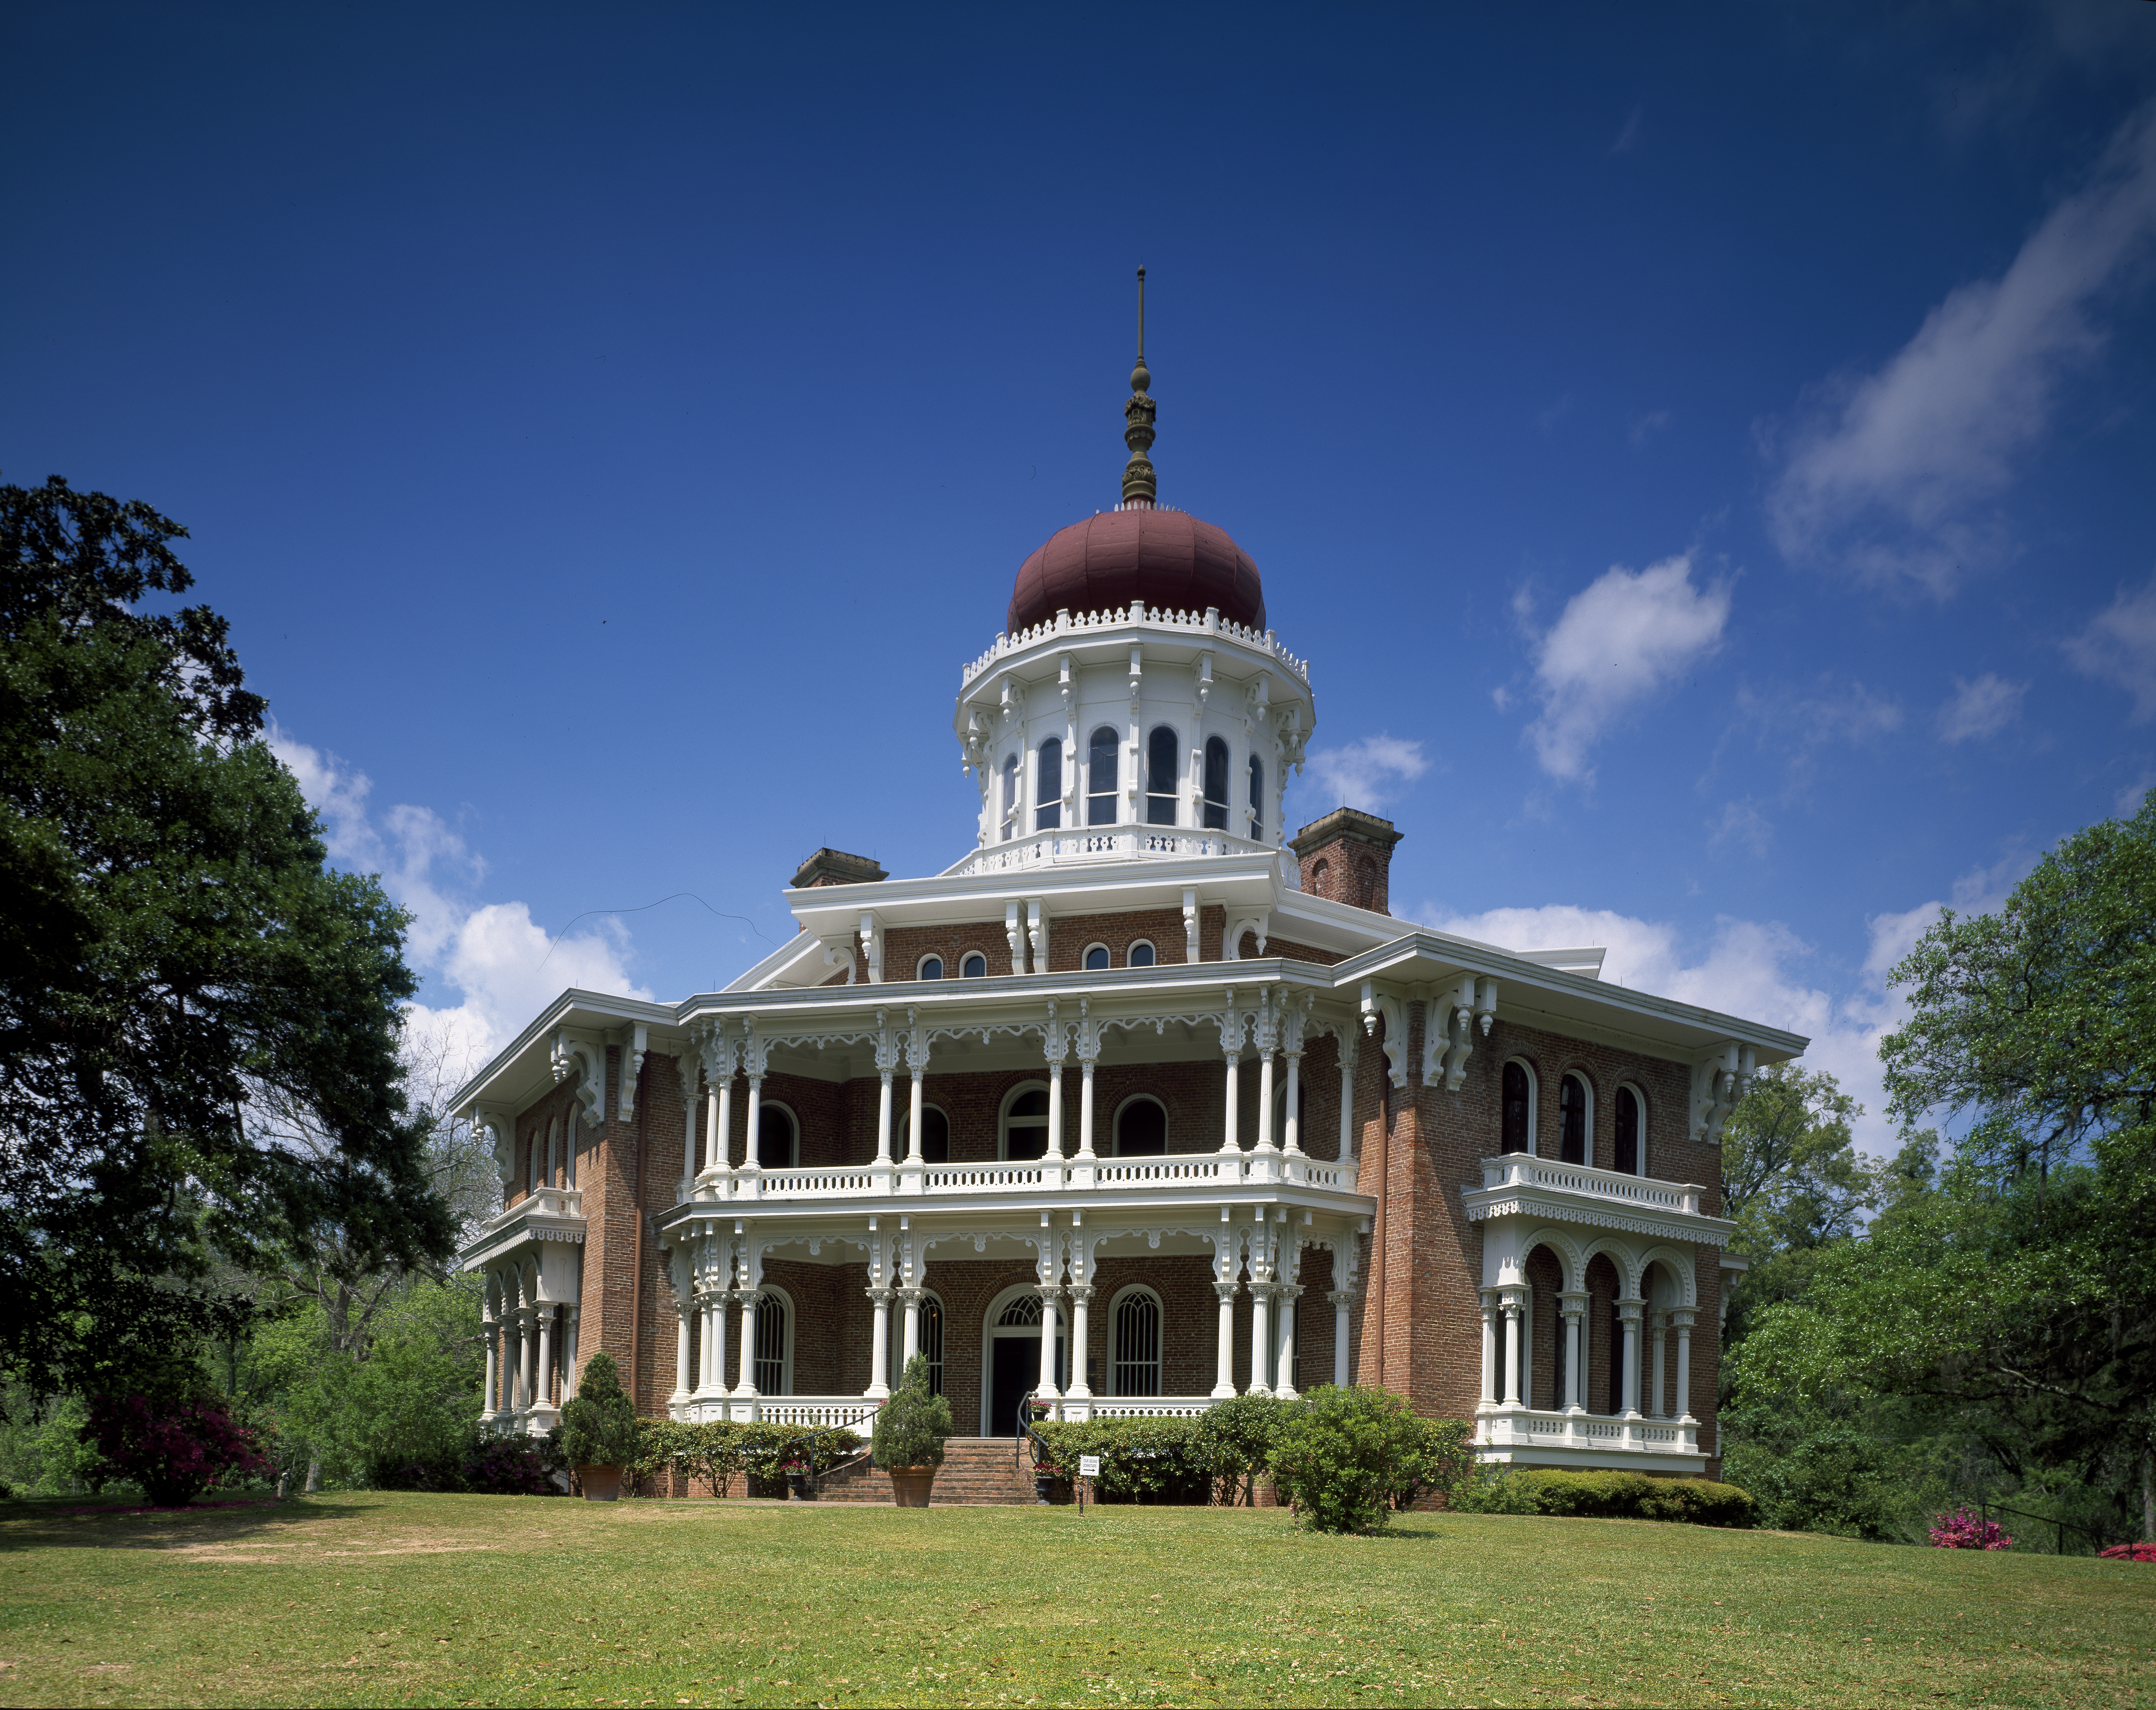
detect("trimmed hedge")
[1452,1467,1755,1527]
[1030,1415,1211,1503]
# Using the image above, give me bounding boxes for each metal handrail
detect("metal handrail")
[1977,1497,2121,1556]
[1015,1390,1058,1497]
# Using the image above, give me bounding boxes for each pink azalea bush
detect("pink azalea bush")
[1927,1505,2013,1550]
[2099,1541,2156,1562]
[85,1392,270,1508]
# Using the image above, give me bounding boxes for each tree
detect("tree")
[1737,794,2156,1540]
[0,473,454,1401]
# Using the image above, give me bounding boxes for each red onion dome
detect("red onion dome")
[1006,507,1266,636]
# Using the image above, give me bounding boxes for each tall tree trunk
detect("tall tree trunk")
[2142,1443,2154,1544]
[305,1455,321,1494]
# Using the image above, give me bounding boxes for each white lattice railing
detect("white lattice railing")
[671,1394,883,1428]
[960,603,1311,689]
[692,1150,1362,1205]
[946,827,1274,879]
[1477,1156,1706,1216]
[1066,1395,1220,1421]
[1475,1405,1700,1458]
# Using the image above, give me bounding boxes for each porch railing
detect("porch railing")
[669,1394,883,1428]
[1477,1155,1708,1216]
[1475,1404,1701,1457]
[695,1151,1357,1205]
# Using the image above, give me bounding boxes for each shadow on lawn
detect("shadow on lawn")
[0,1494,376,1551]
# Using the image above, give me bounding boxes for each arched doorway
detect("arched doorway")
[981,1287,1063,1436]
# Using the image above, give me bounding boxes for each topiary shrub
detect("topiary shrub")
[872,1356,954,1469]
[1268,1386,1436,1533]
[559,1352,640,1470]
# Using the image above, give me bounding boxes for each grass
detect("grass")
[1,1491,2150,1708]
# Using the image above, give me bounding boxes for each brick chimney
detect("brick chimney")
[1289,808,1403,914]
[790,848,889,888]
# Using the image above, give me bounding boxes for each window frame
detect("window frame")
[1559,1071,1593,1166]
[753,1286,792,1396]
[1126,939,1156,967]
[1108,1284,1164,1397]
[960,951,987,979]
[755,1099,799,1171]
[1086,724,1120,827]
[1112,1092,1170,1157]
[917,953,944,981]
[1035,738,1063,831]
[1500,1059,1537,1156]
[998,1080,1055,1162]
[1247,753,1264,841]
[1082,942,1111,971]
[1145,725,1180,826]
[1614,1083,1647,1177]
[1202,736,1230,831]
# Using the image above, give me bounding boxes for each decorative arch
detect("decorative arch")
[753,1284,793,1395]
[1107,1284,1164,1396]
[1112,1093,1168,1156]
[1126,938,1157,967]
[917,953,945,980]
[999,1081,1053,1160]
[898,1100,952,1164]
[1614,1081,1647,1177]
[1501,1057,1538,1154]
[1517,1227,1587,1293]
[756,1099,799,1170]
[960,951,989,979]
[1082,941,1111,971]
[1579,1234,1644,1300]
[1635,1244,1698,1308]
[980,1281,1065,1435]
[1558,1069,1594,1165]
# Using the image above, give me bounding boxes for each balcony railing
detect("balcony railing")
[681,1150,1358,1207]
[946,826,1276,879]
[1476,1404,1702,1460]
[1475,1155,1707,1216]
[671,1394,885,1428]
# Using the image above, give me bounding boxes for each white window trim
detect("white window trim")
[754,1285,793,1396]
[1616,1082,1649,1178]
[1145,724,1181,826]
[1111,1092,1170,1157]
[897,1100,953,1162]
[1081,941,1112,971]
[756,1098,800,1171]
[1503,1057,1538,1156]
[1126,938,1157,966]
[1106,1283,1165,1397]
[959,951,988,979]
[889,1287,946,1392]
[1086,723,1120,823]
[1035,738,1064,831]
[998,1079,1053,1162]
[979,1282,1065,1435]
[1561,1070,1595,1165]
[916,952,946,981]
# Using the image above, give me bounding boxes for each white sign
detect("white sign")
[1078,1454,1101,1477]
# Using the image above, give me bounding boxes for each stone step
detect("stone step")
[811,1437,1042,1505]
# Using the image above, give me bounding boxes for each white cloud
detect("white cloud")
[272,727,651,1078]
[2065,573,2156,722]
[1708,798,1773,857]
[1294,733,1430,816]
[1524,553,1732,783]
[1936,673,2029,743]
[1766,100,2156,594]
[2118,770,2155,817]
[1627,409,1673,449]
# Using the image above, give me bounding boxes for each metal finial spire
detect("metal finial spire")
[1121,264,1157,508]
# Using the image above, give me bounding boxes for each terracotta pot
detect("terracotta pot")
[888,1466,937,1508]
[578,1464,625,1502]
[786,1472,814,1500]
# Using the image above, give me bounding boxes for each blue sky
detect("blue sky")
[7,2,2156,1142]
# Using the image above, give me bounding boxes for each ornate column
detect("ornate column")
[1478,1288,1498,1407]
[1245,1223,1275,1398]
[1035,1285,1063,1402]
[1618,1299,1644,1418]
[1210,1222,1240,1399]
[678,1050,701,1204]
[902,1008,928,1188]
[482,1305,499,1418]
[536,1305,556,1413]
[564,1305,581,1400]
[1560,1290,1587,1413]
[867,1289,894,1399]
[1329,1289,1353,1389]
[1044,1001,1068,1159]
[1075,1003,1101,1163]
[698,1020,737,1187]
[521,1308,539,1416]
[738,1021,767,1191]
[1281,1002,1305,1158]
[1254,992,1279,1157]
[1336,1026,1360,1177]
[873,1010,898,1170]
[734,1291,762,1400]
[672,1297,693,1406]
[1672,1308,1696,1422]
[900,1288,922,1370]
[1066,1284,1094,1400]
[1500,1293,1523,1407]
[1649,1310,1670,1419]
[1217,996,1244,1154]
[1274,1284,1301,1398]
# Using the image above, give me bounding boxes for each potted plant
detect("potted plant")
[871,1354,954,1507]
[780,1443,814,1501]
[559,1351,640,1501]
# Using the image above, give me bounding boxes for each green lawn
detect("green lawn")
[1,1491,2149,1708]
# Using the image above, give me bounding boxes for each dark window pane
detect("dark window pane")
[1117,1099,1167,1155]
[1147,726,1178,793]
[1501,1062,1530,1154]
[1560,1076,1587,1165]
[921,1297,944,1395]
[1007,1088,1050,1159]
[921,1107,949,1163]
[1128,941,1155,966]
[755,1294,785,1394]
[1007,1123,1048,1160]
[1085,945,1109,970]
[1011,1090,1049,1118]
[1203,737,1229,805]
[1038,739,1061,802]
[961,953,986,979]
[1614,1087,1640,1175]
[758,1107,795,1170]
[1114,1292,1161,1397]
[919,956,942,981]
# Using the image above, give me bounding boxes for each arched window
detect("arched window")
[961,951,987,979]
[919,1293,945,1395]
[1310,857,1331,898]
[546,1117,560,1188]
[1111,1287,1162,1396]
[1127,940,1156,967]
[1000,753,1019,842]
[900,1104,950,1164]
[1248,754,1264,841]
[1146,726,1179,825]
[1087,725,1119,826]
[757,1103,797,1170]
[1202,737,1230,831]
[1084,943,1110,971]
[754,1291,789,1394]
[1035,738,1062,831]
[1615,1085,1643,1176]
[918,954,943,981]
[1115,1096,1167,1156]
[1001,1085,1052,1160]
[1559,1073,1589,1165]
[1501,1061,1534,1155]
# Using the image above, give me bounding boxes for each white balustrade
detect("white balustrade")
[960,603,1311,692]
[1474,1404,1701,1459]
[947,826,1270,879]
[1478,1155,1705,1216]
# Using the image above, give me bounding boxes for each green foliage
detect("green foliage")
[0,473,452,1402]
[632,1420,861,1496]
[1451,1467,1755,1527]
[871,1356,954,1469]
[1267,1386,1454,1533]
[1030,1416,1211,1503]
[1191,1392,1291,1504]
[559,1353,639,1469]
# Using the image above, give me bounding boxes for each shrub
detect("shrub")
[559,1353,639,1469]
[1450,1468,1754,1526]
[84,1392,270,1508]
[1929,1506,2012,1550]
[1393,1414,1477,1510]
[1192,1393,1291,1505]
[2099,1542,2156,1561]
[872,1356,954,1469]
[1031,1416,1211,1503]
[462,1433,553,1496]
[1268,1386,1437,1533]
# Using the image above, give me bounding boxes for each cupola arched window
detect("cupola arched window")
[1248,754,1264,840]
[1084,943,1110,971]
[1615,1085,1643,1176]
[961,952,987,979]
[1559,1073,1589,1165]
[1035,739,1062,831]
[1202,737,1230,831]
[1000,754,1019,843]
[1112,1288,1163,1396]
[918,955,943,981]
[1115,1096,1167,1156]
[1127,940,1156,967]
[1088,726,1119,827]
[1146,726,1180,825]
[1501,1061,1533,1155]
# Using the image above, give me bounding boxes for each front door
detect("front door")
[989,1335,1061,1435]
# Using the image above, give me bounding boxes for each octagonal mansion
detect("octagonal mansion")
[453,324,1800,1481]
